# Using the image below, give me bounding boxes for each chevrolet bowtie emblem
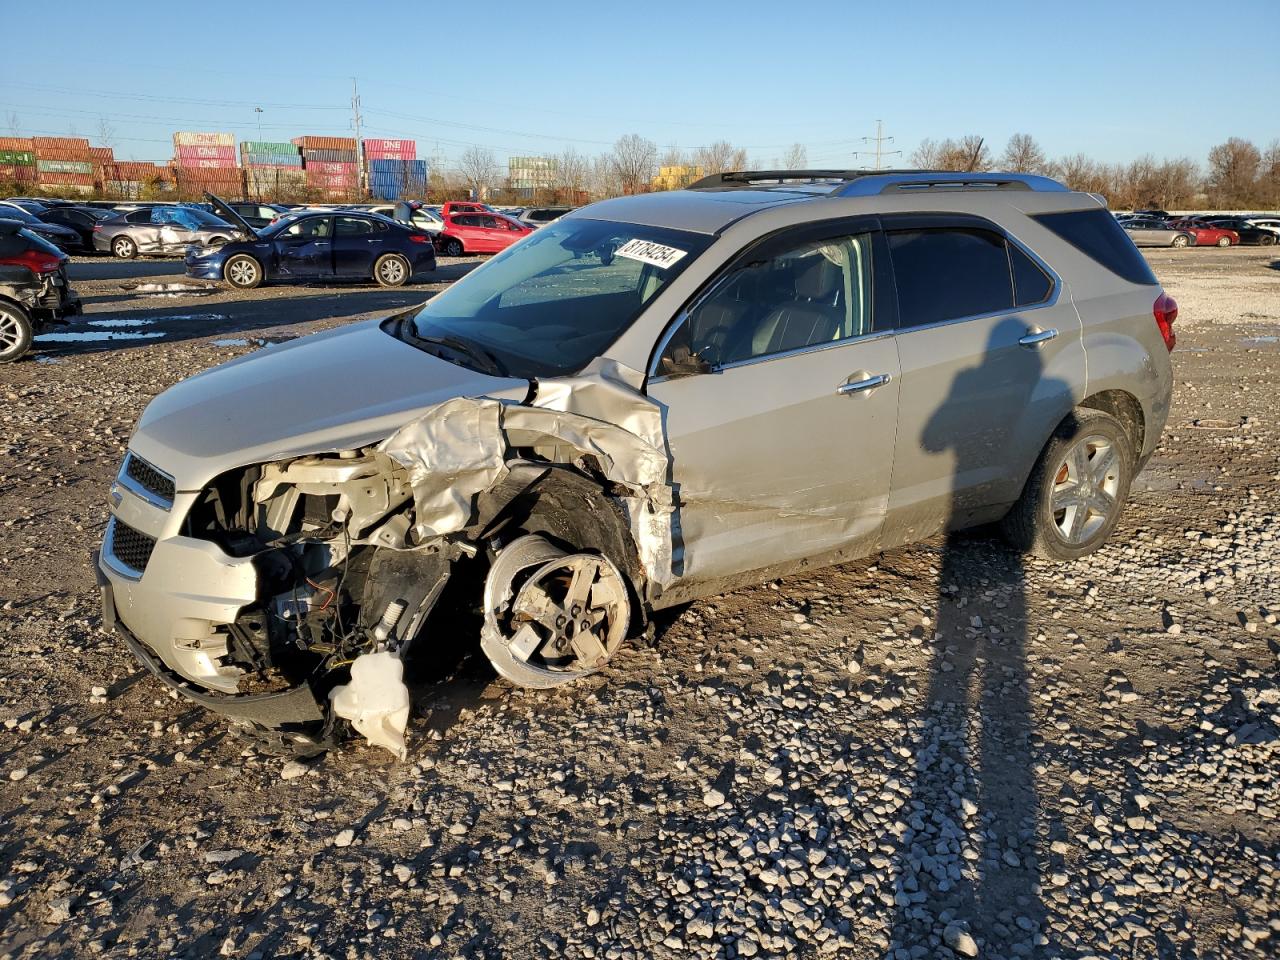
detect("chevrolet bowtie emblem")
[110,484,123,508]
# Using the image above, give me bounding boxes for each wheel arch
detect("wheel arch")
[1079,389,1145,460]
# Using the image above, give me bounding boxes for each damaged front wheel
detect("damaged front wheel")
[481,534,630,689]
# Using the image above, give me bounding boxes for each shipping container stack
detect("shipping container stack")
[363,139,426,201]
[0,137,37,189]
[32,137,95,194]
[101,161,173,199]
[294,136,359,200]
[172,131,242,199]
[240,141,305,199]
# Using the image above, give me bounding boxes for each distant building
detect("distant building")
[652,164,705,191]
[509,156,557,195]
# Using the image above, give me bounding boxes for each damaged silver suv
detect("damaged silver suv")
[95,170,1175,757]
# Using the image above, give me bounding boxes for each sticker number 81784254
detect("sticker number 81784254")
[614,238,688,269]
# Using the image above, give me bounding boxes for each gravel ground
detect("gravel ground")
[0,248,1277,959]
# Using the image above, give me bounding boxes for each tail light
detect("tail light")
[0,249,63,274]
[93,224,102,232]
[408,233,431,244]
[1154,291,1178,351]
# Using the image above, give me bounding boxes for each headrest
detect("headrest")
[794,256,839,300]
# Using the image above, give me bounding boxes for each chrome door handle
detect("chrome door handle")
[837,373,891,395]
[1019,328,1059,347]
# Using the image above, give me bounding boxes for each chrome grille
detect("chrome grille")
[108,517,156,575]
[123,453,175,507]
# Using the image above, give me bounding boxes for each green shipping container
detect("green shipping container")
[0,150,34,165]
[36,159,93,175]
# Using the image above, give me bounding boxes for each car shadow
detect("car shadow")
[889,318,1062,956]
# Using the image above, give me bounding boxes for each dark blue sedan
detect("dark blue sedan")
[187,197,435,289]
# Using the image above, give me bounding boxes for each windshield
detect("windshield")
[400,218,711,378]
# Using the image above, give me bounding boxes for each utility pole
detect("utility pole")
[254,107,263,140]
[351,77,365,198]
[857,120,901,171]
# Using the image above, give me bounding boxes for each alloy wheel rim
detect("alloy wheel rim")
[0,313,23,355]
[228,259,256,285]
[114,238,132,256]
[1051,434,1121,544]
[380,259,405,283]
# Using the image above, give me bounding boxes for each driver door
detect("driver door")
[646,219,901,588]
[274,215,333,277]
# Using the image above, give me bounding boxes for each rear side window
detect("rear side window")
[1010,244,1053,305]
[888,228,1013,328]
[1032,209,1157,286]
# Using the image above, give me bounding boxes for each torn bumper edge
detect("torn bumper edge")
[94,552,327,729]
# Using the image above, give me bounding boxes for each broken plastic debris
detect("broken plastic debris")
[121,281,218,297]
[329,651,411,760]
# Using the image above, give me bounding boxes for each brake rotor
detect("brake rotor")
[481,534,629,688]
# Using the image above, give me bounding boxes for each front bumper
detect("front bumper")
[185,258,226,280]
[94,547,328,731]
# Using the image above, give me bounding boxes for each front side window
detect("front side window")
[398,218,710,378]
[668,233,874,370]
[283,217,331,240]
[888,228,1014,328]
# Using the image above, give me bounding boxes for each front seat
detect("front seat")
[744,256,844,359]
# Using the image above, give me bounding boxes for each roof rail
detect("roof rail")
[834,171,1068,196]
[686,169,1068,195]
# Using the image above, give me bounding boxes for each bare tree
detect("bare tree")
[5,112,19,137]
[1206,137,1261,208]
[1002,133,1046,173]
[693,140,748,175]
[555,146,590,201]
[910,138,942,168]
[458,145,499,200]
[96,117,118,151]
[1259,140,1280,208]
[609,134,657,195]
[781,143,808,170]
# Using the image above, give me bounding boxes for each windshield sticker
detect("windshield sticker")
[615,238,688,269]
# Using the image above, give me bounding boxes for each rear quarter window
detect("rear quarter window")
[1033,209,1158,286]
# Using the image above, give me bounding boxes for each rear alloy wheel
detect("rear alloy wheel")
[1171,234,1190,248]
[224,254,262,290]
[1260,234,1276,246]
[1217,236,1231,247]
[1000,409,1133,561]
[481,534,630,689]
[374,253,410,287]
[112,235,137,259]
[0,302,34,363]
[442,237,464,257]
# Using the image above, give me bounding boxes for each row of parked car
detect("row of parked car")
[1116,210,1280,248]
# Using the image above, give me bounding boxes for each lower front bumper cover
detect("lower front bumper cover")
[94,553,327,730]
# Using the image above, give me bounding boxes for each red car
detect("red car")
[436,212,532,256]
[1168,219,1240,247]
[440,201,493,217]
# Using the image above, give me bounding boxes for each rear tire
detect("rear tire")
[1217,236,1231,247]
[373,253,410,287]
[1260,234,1276,246]
[0,302,34,363]
[442,237,464,257]
[224,254,262,290]
[112,235,137,259]
[1171,234,1190,248]
[1000,408,1134,561]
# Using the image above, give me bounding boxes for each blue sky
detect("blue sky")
[3,0,1276,167]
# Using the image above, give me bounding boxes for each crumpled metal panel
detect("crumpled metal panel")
[377,359,675,590]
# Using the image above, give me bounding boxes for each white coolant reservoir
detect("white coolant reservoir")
[330,651,411,760]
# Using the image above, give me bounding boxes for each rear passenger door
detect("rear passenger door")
[332,215,382,277]
[881,215,1084,547]
[648,219,901,587]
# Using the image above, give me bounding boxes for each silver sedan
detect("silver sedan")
[1123,220,1195,248]
[93,205,249,259]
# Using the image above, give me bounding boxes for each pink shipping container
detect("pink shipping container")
[174,131,235,147]
[176,144,237,162]
[179,157,238,169]
[306,172,356,188]
[305,160,358,175]
[363,138,417,160]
